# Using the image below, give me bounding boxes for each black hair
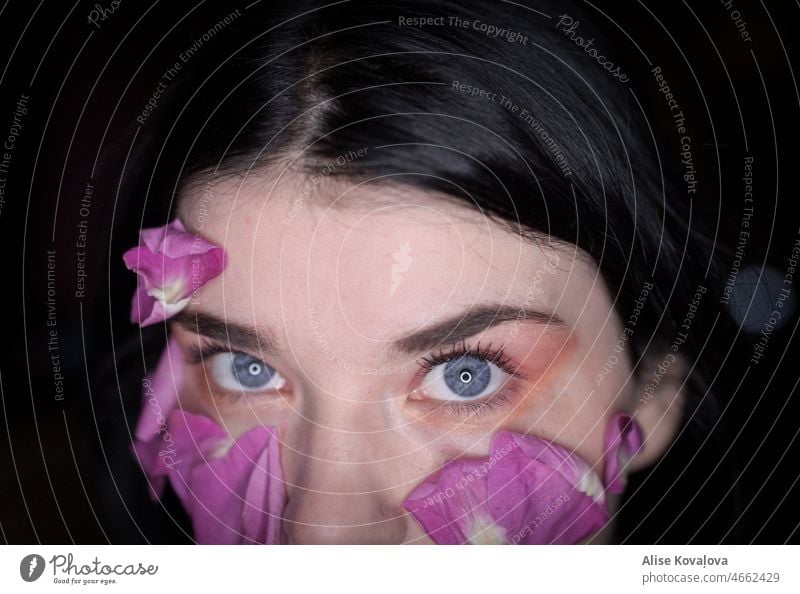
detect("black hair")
[106,0,741,543]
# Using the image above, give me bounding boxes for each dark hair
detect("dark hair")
[107,0,741,543]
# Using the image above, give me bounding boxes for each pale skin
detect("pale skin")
[169,165,685,544]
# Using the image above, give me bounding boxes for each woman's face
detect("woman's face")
[171,171,644,544]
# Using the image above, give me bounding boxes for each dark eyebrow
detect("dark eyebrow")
[388,303,565,356]
[172,310,279,356]
[173,304,564,360]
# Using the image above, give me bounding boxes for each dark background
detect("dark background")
[0,0,798,543]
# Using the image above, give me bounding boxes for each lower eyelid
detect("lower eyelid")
[205,381,288,406]
[445,399,502,418]
[413,380,521,420]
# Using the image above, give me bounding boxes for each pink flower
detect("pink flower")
[122,219,226,327]
[403,413,644,544]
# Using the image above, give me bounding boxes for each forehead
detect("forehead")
[176,170,600,343]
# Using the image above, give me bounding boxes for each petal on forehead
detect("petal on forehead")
[139,219,186,252]
[123,219,227,327]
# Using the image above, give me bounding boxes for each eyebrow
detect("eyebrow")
[389,304,565,356]
[172,310,280,356]
[173,304,564,358]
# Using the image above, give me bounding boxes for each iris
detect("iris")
[443,355,491,398]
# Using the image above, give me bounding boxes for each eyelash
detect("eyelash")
[185,338,234,365]
[418,339,520,377]
[184,337,526,417]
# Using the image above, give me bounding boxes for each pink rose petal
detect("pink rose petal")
[134,406,286,543]
[404,431,608,544]
[166,410,286,544]
[403,459,491,544]
[134,335,184,442]
[488,432,607,544]
[404,414,645,545]
[603,412,645,494]
[122,219,226,327]
[130,335,185,499]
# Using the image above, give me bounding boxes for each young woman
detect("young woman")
[111,0,736,544]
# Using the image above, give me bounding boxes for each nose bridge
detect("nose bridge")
[280,382,410,543]
[285,400,384,481]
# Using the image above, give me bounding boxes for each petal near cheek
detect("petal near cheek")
[603,412,645,494]
[488,433,608,544]
[164,411,286,544]
[403,459,492,544]
[403,430,611,545]
[134,336,184,442]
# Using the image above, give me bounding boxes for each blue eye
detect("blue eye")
[208,352,287,393]
[424,354,509,401]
